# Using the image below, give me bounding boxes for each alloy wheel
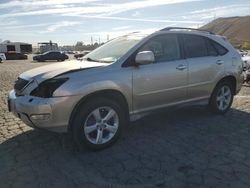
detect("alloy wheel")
[84,106,119,145]
[216,85,232,111]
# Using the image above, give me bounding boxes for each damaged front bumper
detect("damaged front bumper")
[8,90,81,132]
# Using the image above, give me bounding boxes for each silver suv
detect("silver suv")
[8,27,244,150]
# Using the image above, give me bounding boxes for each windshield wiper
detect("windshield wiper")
[84,57,100,62]
[83,57,114,63]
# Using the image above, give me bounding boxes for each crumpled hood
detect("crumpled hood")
[20,60,108,82]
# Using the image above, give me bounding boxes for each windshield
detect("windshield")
[83,35,144,63]
[43,51,53,55]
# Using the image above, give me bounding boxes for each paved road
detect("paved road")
[1,60,250,188]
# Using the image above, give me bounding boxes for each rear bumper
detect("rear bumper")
[8,90,81,132]
[243,70,250,83]
[247,74,250,83]
[236,73,244,94]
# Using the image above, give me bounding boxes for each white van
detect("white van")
[0,53,6,63]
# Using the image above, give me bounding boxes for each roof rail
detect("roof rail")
[160,27,214,34]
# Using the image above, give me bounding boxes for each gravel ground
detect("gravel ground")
[1,59,250,188]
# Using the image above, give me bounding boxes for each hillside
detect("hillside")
[201,16,250,48]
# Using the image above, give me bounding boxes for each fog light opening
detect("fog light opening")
[30,114,50,121]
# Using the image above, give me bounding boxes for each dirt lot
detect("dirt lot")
[1,59,250,188]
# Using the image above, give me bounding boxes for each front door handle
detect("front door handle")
[216,60,224,65]
[176,65,187,70]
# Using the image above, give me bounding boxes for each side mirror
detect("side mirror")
[135,51,155,65]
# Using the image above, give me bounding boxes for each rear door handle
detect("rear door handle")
[176,65,187,70]
[216,60,224,65]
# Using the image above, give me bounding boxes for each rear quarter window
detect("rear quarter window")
[210,39,228,56]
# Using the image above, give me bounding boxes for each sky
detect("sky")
[0,0,250,46]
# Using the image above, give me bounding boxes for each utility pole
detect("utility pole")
[213,0,217,21]
[91,36,93,45]
[49,40,52,50]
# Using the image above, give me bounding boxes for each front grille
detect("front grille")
[14,77,29,95]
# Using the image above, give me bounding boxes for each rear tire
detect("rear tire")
[72,98,125,151]
[209,81,234,114]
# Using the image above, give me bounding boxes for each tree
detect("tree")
[242,41,250,50]
[75,41,84,51]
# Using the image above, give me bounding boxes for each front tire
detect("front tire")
[72,98,125,151]
[209,81,234,114]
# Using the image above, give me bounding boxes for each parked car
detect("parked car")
[33,51,69,62]
[66,51,75,54]
[242,52,250,68]
[5,52,27,60]
[8,27,244,150]
[0,53,6,63]
[74,51,91,59]
[243,54,250,83]
[243,68,250,83]
[238,49,248,57]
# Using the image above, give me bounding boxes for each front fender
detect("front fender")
[54,80,132,112]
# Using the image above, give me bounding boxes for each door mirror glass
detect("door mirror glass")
[135,51,155,65]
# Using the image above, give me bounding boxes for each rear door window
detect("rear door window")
[51,52,60,58]
[206,39,218,56]
[182,34,207,58]
[183,34,228,58]
[46,52,53,58]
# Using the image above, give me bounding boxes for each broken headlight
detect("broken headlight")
[30,78,68,98]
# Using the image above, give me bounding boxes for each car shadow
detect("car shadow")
[1,106,250,187]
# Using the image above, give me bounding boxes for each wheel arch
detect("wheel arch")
[214,75,237,95]
[68,89,129,132]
